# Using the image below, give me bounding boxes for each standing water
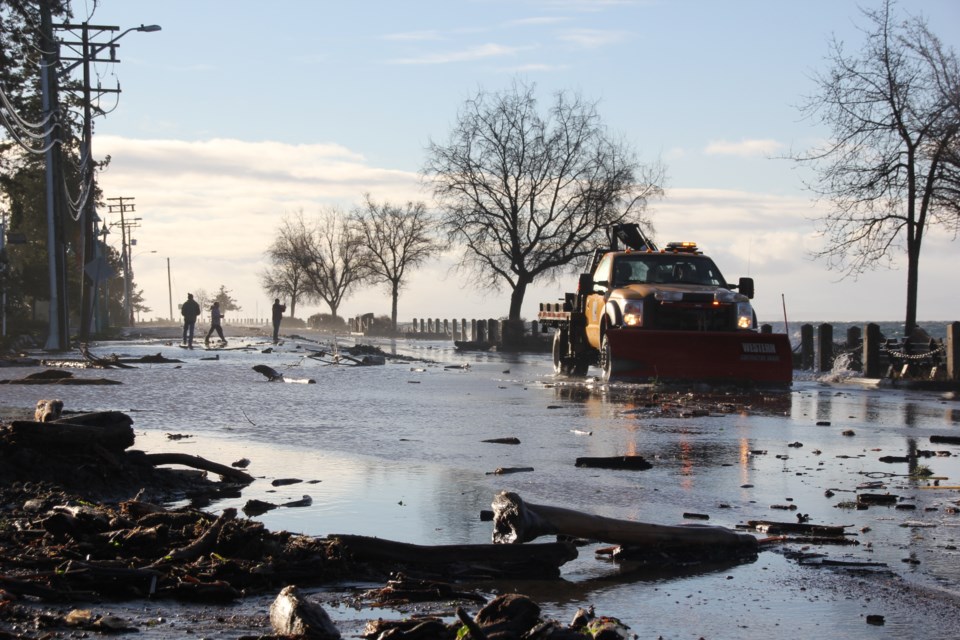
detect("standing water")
[2,331,959,639]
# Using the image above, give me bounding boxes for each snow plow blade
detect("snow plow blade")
[604,329,793,386]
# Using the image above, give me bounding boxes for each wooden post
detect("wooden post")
[863,323,882,378]
[452,319,458,337]
[488,319,500,344]
[846,325,862,371]
[420,318,425,333]
[800,324,814,370]
[443,319,449,335]
[816,323,833,372]
[471,319,477,342]
[462,319,468,341]
[947,322,960,381]
[846,326,861,349]
[476,319,487,343]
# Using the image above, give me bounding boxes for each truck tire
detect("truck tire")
[552,328,568,374]
[600,335,618,382]
[553,328,590,377]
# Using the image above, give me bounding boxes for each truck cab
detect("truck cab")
[584,243,757,351]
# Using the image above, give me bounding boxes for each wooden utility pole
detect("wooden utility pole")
[40,1,70,351]
[107,197,139,327]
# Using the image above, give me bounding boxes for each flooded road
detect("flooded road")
[3,331,960,638]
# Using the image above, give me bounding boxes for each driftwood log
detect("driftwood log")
[747,520,851,537]
[140,453,255,484]
[575,455,652,470]
[491,491,757,552]
[0,369,122,385]
[252,364,316,384]
[332,533,577,579]
[6,413,135,452]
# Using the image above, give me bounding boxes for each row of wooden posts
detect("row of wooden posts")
[382,316,960,381]
[794,322,959,381]
[403,318,541,344]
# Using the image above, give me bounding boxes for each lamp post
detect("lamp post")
[56,22,161,340]
[127,247,156,325]
[97,224,111,332]
[167,258,173,322]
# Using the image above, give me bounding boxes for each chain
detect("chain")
[881,343,945,361]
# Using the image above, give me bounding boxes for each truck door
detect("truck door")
[584,254,612,349]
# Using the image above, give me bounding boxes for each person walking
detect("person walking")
[180,293,201,348]
[271,298,286,344]
[204,301,226,346]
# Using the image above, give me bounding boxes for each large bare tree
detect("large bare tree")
[260,213,311,319]
[423,80,664,322]
[290,208,369,320]
[795,0,960,334]
[355,194,441,332]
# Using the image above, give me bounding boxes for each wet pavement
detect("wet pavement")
[2,330,959,638]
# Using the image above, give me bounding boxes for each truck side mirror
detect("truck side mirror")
[738,277,755,299]
[577,273,594,293]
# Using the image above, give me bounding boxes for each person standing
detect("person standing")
[271,298,286,344]
[204,301,226,345]
[180,293,201,348]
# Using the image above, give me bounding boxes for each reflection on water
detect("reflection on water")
[3,334,960,638]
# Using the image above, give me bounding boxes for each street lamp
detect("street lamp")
[128,246,156,325]
[55,22,161,339]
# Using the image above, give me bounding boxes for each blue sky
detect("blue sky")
[66,0,959,325]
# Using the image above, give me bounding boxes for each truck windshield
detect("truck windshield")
[613,255,727,286]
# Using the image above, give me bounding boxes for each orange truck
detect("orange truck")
[538,224,792,385]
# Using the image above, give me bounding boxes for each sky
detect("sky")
[55,0,960,326]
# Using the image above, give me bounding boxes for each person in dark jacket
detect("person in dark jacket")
[204,301,226,345]
[180,293,201,348]
[272,298,287,344]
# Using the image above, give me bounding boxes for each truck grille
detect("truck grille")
[652,303,733,331]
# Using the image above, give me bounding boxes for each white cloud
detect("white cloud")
[383,30,445,42]
[504,17,571,27]
[557,28,627,48]
[389,43,531,65]
[704,139,785,157]
[95,137,957,326]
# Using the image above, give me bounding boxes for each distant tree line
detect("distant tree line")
[260,195,439,333]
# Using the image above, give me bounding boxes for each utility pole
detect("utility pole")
[40,1,70,351]
[56,21,161,340]
[106,197,139,327]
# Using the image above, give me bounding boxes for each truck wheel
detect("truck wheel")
[553,329,589,377]
[600,335,617,382]
[552,328,569,375]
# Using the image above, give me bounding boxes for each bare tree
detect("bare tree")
[291,207,369,320]
[355,194,441,332]
[260,213,310,318]
[192,288,210,318]
[795,0,960,334]
[424,80,664,322]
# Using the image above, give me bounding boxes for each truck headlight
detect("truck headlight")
[622,300,644,327]
[735,302,754,329]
